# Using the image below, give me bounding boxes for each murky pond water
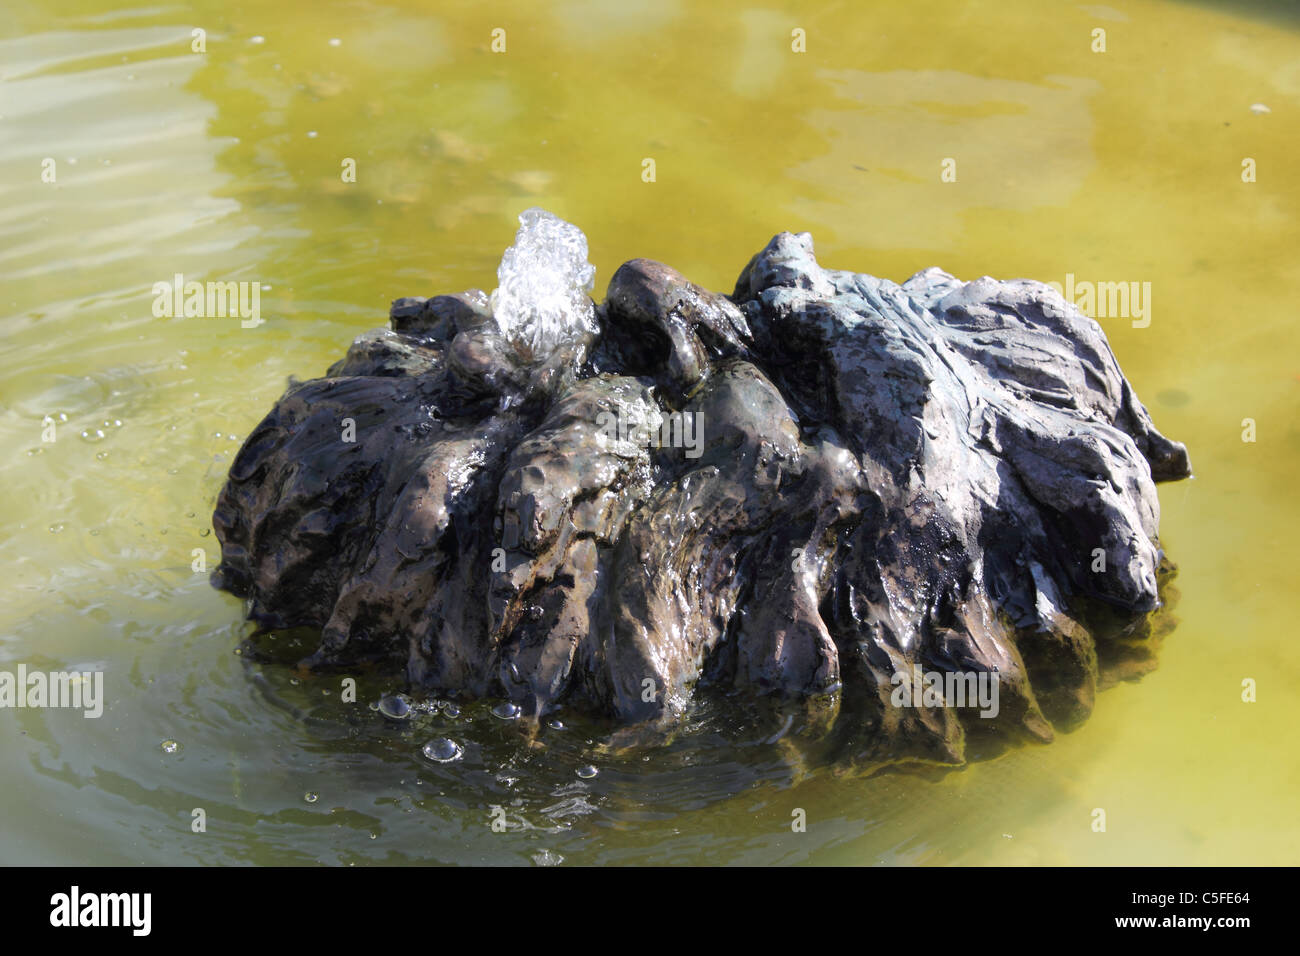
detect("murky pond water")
[2,0,1297,865]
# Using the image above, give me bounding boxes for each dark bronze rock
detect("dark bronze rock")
[212,226,1190,768]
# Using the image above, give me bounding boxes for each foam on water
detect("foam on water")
[489,208,598,359]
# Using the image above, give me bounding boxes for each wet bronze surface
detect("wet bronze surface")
[213,231,1190,768]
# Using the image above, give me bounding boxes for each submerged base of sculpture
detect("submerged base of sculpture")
[212,211,1191,770]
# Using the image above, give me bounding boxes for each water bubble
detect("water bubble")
[160,739,181,754]
[442,703,461,718]
[249,35,265,44]
[304,792,318,803]
[1250,103,1271,114]
[200,529,211,537]
[95,451,109,460]
[27,448,42,456]
[81,429,105,442]
[491,701,521,720]
[576,765,598,779]
[378,694,412,720]
[48,523,65,534]
[328,38,341,47]
[421,738,464,763]
[547,718,565,730]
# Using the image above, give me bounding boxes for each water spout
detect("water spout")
[489,207,598,361]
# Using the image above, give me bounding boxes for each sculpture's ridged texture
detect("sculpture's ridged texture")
[213,220,1190,767]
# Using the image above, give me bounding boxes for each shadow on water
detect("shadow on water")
[1173,0,1300,28]
[225,554,1181,865]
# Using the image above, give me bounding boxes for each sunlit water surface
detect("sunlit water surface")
[2,0,1298,865]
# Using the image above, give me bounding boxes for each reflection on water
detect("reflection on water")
[1,0,1297,865]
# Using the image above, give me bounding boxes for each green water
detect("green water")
[1,0,1297,865]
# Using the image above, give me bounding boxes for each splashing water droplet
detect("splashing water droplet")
[489,208,598,360]
[421,738,464,763]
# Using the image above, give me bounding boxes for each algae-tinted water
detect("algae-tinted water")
[0,0,1297,865]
